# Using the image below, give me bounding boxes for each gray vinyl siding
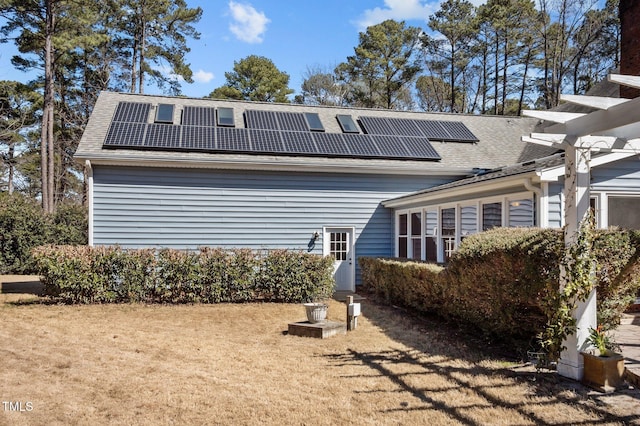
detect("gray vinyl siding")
[547,181,564,228]
[591,157,640,192]
[92,166,452,284]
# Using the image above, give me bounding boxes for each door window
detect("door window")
[330,232,348,261]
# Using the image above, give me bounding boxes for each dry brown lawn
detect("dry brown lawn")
[1,276,640,425]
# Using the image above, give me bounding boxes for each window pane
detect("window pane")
[337,115,359,133]
[608,197,640,229]
[398,237,408,258]
[441,208,455,236]
[304,113,324,131]
[156,104,174,123]
[399,214,408,235]
[482,202,502,231]
[508,198,534,227]
[425,210,437,237]
[425,237,437,262]
[411,212,421,236]
[461,205,477,236]
[411,238,421,260]
[217,107,235,126]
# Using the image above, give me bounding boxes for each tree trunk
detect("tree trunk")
[7,143,14,194]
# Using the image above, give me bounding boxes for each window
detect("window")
[398,213,408,258]
[608,196,640,229]
[337,115,360,133]
[411,212,421,260]
[155,104,174,123]
[460,205,477,239]
[217,107,235,126]
[425,209,437,262]
[508,198,534,227]
[330,232,348,260]
[441,208,455,261]
[482,202,502,231]
[304,113,324,131]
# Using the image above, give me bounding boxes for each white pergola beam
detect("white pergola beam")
[559,94,629,110]
[608,73,640,89]
[545,96,640,138]
[522,110,586,124]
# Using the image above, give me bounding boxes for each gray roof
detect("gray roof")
[385,153,565,204]
[75,91,557,175]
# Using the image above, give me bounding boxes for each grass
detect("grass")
[1,276,639,425]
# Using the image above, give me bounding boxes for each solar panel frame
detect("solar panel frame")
[103,122,147,147]
[216,127,251,152]
[248,129,286,153]
[182,106,216,127]
[181,126,216,151]
[281,131,318,154]
[371,135,412,158]
[112,102,151,123]
[144,123,182,149]
[440,121,479,142]
[311,132,351,156]
[388,118,424,137]
[359,116,396,135]
[276,112,309,132]
[342,133,380,157]
[400,136,441,160]
[245,109,279,130]
[413,120,451,140]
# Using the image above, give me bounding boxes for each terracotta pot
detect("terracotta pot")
[581,351,625,393]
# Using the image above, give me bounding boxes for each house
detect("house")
[76,87,640,291]
[75,91,557,291]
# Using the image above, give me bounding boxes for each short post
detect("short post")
[346,295,360,331]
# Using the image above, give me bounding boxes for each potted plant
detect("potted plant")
[303,300,329,323]
[581,326,625,392]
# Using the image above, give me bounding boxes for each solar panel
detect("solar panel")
[371,135,412,157]
[276,112,309,132]
[342,133,380,157]
[245,109,279,130]
[414,120,450,140]
[182,126,215,150]
[183,106,216,127]
[401,137,441,160]
[281,131,318,154]
[440,121,479,142]
[248,129,286,153]
[112,102,151,123]
[217,127,251,151]
[359,116,394,135]
[144,124,182,149]
[104,122,147,147]
[312,132,351,156]
[389,118,423,137]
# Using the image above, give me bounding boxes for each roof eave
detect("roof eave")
[75,152,473,177]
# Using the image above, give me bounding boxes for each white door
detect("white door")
[323,227,355,292]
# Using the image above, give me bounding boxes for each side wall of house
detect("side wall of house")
[547,181,564,228]
[92,165,452,284]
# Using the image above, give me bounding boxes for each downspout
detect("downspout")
[523,177,543,227]
[85,160,94,246]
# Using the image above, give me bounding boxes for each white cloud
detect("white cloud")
[228,1,270,44]
[354,0,436,31]
[193,69,214,83]
[354,0,488,31]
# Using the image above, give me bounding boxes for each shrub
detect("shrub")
[32,245,334,304]
[360,227,640,354]
[0,193,87,274]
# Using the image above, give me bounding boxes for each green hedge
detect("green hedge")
[32,245,335,304]
[0,193,87,274]
[360,227,640,351]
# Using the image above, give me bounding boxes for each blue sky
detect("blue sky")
[1,0,604,99]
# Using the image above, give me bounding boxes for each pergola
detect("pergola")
[522,73,640,380]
